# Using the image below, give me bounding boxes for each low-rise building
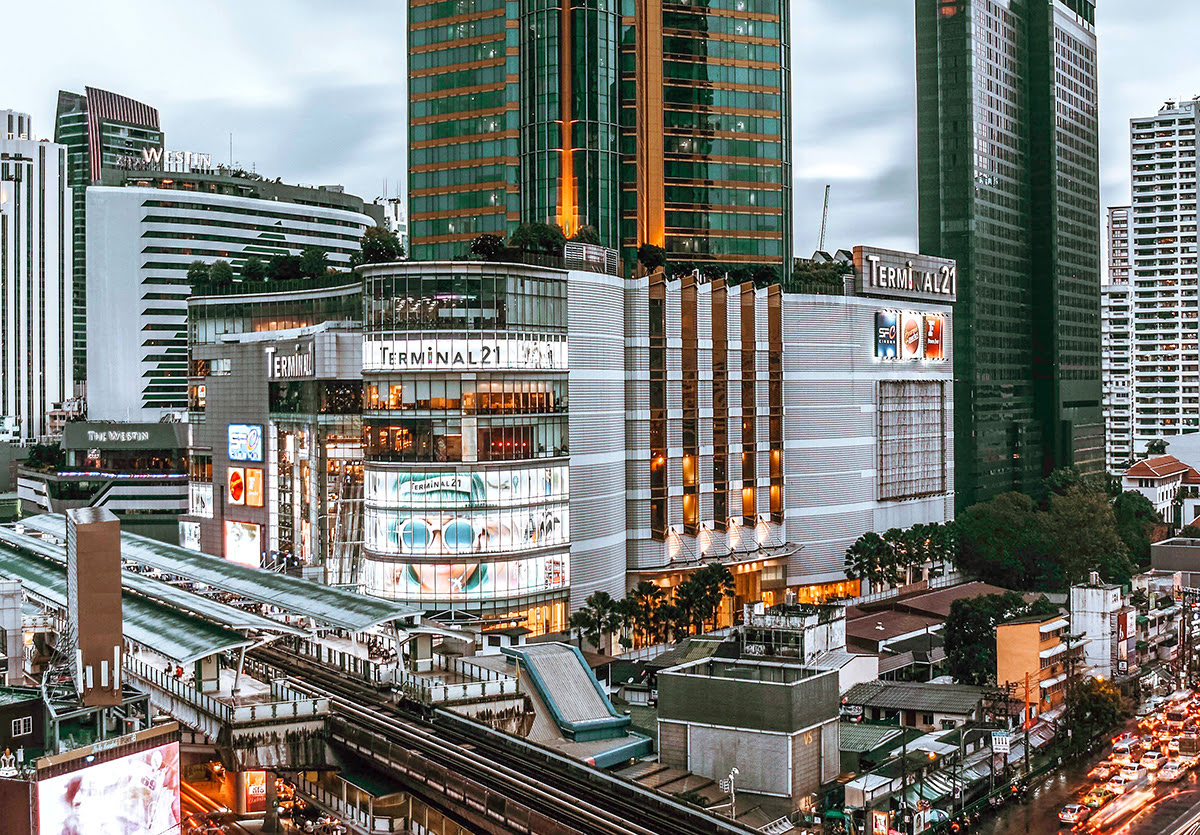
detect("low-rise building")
[995,613,1082,719]
[1122,455,1200,523]
[657,658,839,814]
[840,681,986,731]
[1152,537,1200,588]
[1070,575,1135,679]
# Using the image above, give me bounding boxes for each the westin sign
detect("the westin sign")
[853,246,957,304]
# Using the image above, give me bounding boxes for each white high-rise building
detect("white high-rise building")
[1103,206,1132,473]
[0,111,73,441]
[1128,100,1200,456]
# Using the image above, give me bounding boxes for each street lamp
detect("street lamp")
[719,767,740,821]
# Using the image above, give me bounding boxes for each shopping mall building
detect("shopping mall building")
[183,247,955,634]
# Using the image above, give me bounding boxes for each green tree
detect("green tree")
[787,260,850,294]
[691,563,736,630]
[1180,524,1200,538]
[186,260,210,288]
[944,592,1058,685]
[627,581,666,645]
[24,442,65,472]
[266,254,303,283]
[1044,484,1133,586]
[1067,677,1129,746]
[844,531,890,587]
[350,226,405,266]
[752,265,779,287]
[954,492,1046,588]
[1147,439,1169,455]
[240,256,267,283]
[637,243,666,271]
[569,591,619,652]
[470,234,506,261]
[208,260,235,288]
[570,225,601,245]
[510,222,566,255]
[299,246,328,278]
[1113,490,1160,566]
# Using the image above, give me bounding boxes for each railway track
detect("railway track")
[251,645,757,835]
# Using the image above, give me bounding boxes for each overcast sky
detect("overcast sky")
[7,1,1200,253]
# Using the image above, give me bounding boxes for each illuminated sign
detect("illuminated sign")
[874,311,948,362]
[112,147,213,171]
[246,468,264,507]
[363,553,569,601]
[224,521,261,567]
[227,467,245,505]
[872,810,889,835]
[265,342,315,379]
[365,465,569,509]
[189,482,214,518]
[244,771,267,813]
[38,741,180,835]
[363,337,567,372]
[228,424,263,462]
[365,504,568,557]
[180,521,201,552]
[854,246,957,303]
[86,429,150,443]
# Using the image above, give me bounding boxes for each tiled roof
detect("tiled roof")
[1126,455,1194,479]
[893,581,1021,619]
[843,681,986,715]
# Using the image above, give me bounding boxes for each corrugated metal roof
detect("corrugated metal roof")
[843,681,986,715]
[838,723,903,753]
[0,541,248,664]
[22,514,420,632]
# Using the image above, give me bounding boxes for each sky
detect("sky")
[6,0,1200,254]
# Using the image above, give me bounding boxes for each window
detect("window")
[922,713,935,726]
[940,719,957,730]
[12,716,32,737]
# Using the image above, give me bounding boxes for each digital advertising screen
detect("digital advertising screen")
[37,741,180,835]
[365,504,569,557]
[227,424,264,462]
[245,468,264,508]
[875,311,898,359]
[366,465,568,509]
[180,521,201,552]
[188,482,213,518]
[364,553,569,601]
[924,314,945,360]
[224,521,262,567]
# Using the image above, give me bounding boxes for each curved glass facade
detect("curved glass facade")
[360,263,570,633]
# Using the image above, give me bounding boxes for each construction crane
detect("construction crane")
[817,184,831,252]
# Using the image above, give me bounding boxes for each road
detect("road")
[973,752,1200,835]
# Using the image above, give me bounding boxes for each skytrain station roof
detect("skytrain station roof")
[20,514,420,632]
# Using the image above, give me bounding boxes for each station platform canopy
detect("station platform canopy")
[0,526,304,638]
[20,515,421,633]
[0,539,249,664]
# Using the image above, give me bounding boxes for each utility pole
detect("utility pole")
[1024,672,1031,776]
[817,184,831,251]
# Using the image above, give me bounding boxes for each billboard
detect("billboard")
[227,424,263,462]
[364,553,568,601]
[180,521,201,552]
[227,467,245,505]
[246,468,264,508]
[224,521,262,567]
[188,482,213,518]
[900,312,923,359]
[924,314,945,360]
[365,466,568,509]
[874,310,948,362]
[875,311,898,359]
[365,504,568,557]
[38,741,180,835]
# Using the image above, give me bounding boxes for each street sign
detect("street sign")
[991,731,1010,755]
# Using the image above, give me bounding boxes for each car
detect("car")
[1059,804,1091,825]
[1107,775,1133,795]
[1087,762,1114,781]
[1158,760,1187,783]
[1120,762,1145,781]
[1082,788,1117,809]
[1141,750,1166,771]
[1169,739,1181,754]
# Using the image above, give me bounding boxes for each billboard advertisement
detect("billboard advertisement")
[924,314,945,360]
[227,467,245,505]
[875,311,898,359]
[246,468,264,508]
[188,482,213,518]
[227,424,264,462]
[38,741,180,835]
[180,522,201,552]
[365,465,568,509]
[224,521,262,567]
[363,553,568,601]
[899,312,923,359]
[365,504,568,557]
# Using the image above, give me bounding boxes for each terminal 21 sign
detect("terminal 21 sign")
[363,337,567,372]
[854,245,956,304]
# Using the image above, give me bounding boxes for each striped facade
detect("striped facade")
[0,111,74,441]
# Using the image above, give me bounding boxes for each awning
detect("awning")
[1040,618,1069,633]
[1040,673,1068,689]
[1039,643,1068,659]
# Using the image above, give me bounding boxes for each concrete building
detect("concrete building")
[1127,99,1200,454]
[1103,205,1133,473]
[1152,537,1200,588]
[840,680,985,732]
[1121,454,1200,521]
[657,658,839,813]
[995,613,1081,719]
[917,0,1104,505]
[1070,576,1135,679]
[0,110,74,441]
[86,168,381,422]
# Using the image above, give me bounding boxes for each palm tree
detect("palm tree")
[844,531,889,587]
[694,563,736,630]
[628,581,666,645]
[570,591,618,651]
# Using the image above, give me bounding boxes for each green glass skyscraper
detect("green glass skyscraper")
[916,0,1102,509]
[55,88,163,387]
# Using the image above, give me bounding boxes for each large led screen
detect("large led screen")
[363,553,568,601]
[38,741,180,835]
[224,521,262,567]
[364,505,568,556]
[365,466,568,509]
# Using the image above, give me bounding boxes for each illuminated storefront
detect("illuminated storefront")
[359,263,572,634]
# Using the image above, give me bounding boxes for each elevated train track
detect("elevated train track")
[251,645,757,835]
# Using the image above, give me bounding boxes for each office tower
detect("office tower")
[916,0,1102,508]
[406,0,791,275]
[86,167,382,422]
[1127,100,1200,454]
[1102,206,1132,473]
[0,110,73,441]
[55,88,163,388]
